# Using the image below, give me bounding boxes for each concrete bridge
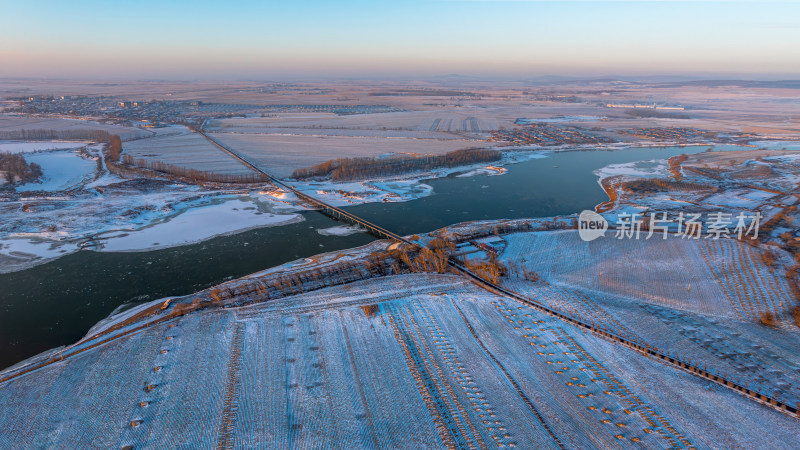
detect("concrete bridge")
[198,130,411,243]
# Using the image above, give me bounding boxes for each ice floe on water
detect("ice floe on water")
[282,178,434,207]
[0,191,306,272]
[369,179,434,201]
[456,165,507,177]
[0,237,71,262]
[99,198,303,252]
[594,158,669,180]
[316,225,365,236]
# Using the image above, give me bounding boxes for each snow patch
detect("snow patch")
[594,159,669,180]
[0,141,88,153]
[316,225,365,236]
[99,199,303,252]
[0,237,74,272]
[456,166,507,178]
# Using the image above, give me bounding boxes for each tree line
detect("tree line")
[0,153,42,184]
[98,133,266,185]
[292,148,502,181]
[0,128,112,141]
[202,228,550,306]
[106,135,122,162]
[120,154,267,184]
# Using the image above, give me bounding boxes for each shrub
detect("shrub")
[0,153,42,183]
[758,311,777,327]
[120,154,266,184]
[0,128,111,141]
[106,135,123,162]
[760,249,778,272]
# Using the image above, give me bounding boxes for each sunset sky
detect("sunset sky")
[2,0,799,79]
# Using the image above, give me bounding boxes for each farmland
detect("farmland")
[208,132,487,178]
[206,110,509,135]
[2,263,799,447]
[4,78,799,189]
[492,232,800,409]
[121,129,256,176]
[0,116,148,140]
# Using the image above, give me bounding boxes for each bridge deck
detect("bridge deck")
[199,130,410,243]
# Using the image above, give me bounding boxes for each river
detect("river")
[0,144,752,369]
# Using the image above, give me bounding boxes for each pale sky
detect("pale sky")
[1,0,799,79]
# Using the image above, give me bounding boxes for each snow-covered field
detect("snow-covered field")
[482,230,800,406]
[0,141,88,153]
[2,272,797,448]
[207,126,469,140]
[498,230,795,323]
[210,132,490,178]
[122,129,256,175]
[5,143,800,445]
[0,115,148,140]
[206,109,510,134]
